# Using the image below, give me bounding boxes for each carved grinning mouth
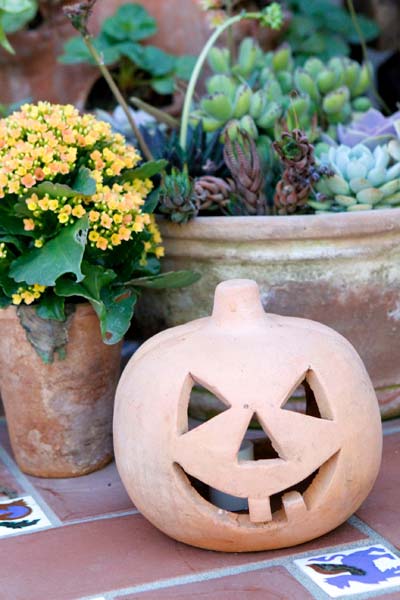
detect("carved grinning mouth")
[174,451,340,525]
[174,370,340,524]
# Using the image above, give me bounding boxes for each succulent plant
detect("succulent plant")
[194,176,235,212]
[158,167,198,223]
[311,141,400,212]
[223,130,268,215]
[273,129,316,214]
[142,122,228,180]
[190,39,372,144]
[337,108,400,149]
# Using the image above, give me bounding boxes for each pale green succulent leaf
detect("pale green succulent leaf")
[356,188,383,205]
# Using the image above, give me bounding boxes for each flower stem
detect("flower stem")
[179,12,261,151]
[345,0,390,114]
[130,96,180,129]
[83,35,153,161]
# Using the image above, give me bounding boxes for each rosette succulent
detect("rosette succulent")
[311,141,400,212]
[337,109,400,149]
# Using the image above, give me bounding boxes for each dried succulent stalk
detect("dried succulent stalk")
[223,131,267,215]
[63,0,96,35]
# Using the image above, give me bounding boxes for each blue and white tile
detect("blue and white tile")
[295,544,400,597]
[0,495,52,537]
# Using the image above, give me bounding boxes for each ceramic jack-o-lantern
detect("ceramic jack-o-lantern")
[114,279,382,552]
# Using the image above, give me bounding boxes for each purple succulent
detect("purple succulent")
[337,108,400,149]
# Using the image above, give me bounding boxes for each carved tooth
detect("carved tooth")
[248,497,272,523]
[282,491,307,520]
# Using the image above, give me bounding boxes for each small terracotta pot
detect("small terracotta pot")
[0,304,121,477]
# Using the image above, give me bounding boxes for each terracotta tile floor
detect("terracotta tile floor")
[0,417,399,600]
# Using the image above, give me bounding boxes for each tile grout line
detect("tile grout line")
[0,445,63,527]
[66,508,139,526]
[382,424,400,436]
[348,515,400,556]
[80,537,383,599]
[79,518,400,600]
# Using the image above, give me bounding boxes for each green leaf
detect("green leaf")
[175,55,196,80]
[59,36,92,64]
[33,181,77,199]
[72,167,97,196]
[2,0,36,33]
[117,41,144,64]
[151,77,175,95]
[55,263,117,306]
[0,234,24,252]
[0,269,18,296]
[139,45,176,76]
[59,34,121,66]
[122,159,168,182]
[0,293,10,308]
[0,214,34,236]
[124,270,201,289]
[143,188,159,214]
[347,14,380,44]
[10,216,89,286]
[0,16,13,53]
[35,294,65,321]
[100,286,137,344]
[102,4,157,42]
[0,0,33,12]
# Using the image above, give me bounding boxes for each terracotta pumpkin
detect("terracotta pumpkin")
[114,279,382,552]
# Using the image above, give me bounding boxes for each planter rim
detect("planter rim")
[0,302,95,320]
[157,208,400,241]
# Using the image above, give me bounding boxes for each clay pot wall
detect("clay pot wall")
[0,304,121,477]
[0,15,98,108]
[134,211,400,419]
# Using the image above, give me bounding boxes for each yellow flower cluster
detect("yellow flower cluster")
[0,102,165,307]
[23,178,163,256]
[12,284,46,306]
[0,102,139,198]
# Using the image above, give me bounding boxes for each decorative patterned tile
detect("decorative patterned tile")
[295,544,400,598]
[0,495,52,537]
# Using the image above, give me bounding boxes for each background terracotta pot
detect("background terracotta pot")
[134,210,400,419]
[0,304,122,477]
[0,15,98,109]
[90,0,212,57]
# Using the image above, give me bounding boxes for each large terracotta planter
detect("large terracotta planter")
[135,210,400,419]
[0,304,122,477]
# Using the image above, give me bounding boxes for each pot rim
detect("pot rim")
[0,301,95,320]
[157,208,400,241]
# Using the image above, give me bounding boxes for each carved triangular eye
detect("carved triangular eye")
[281,370,333,420]
[187,375,231,431]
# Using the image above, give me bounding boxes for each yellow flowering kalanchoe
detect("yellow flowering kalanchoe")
[0,102,164,307]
